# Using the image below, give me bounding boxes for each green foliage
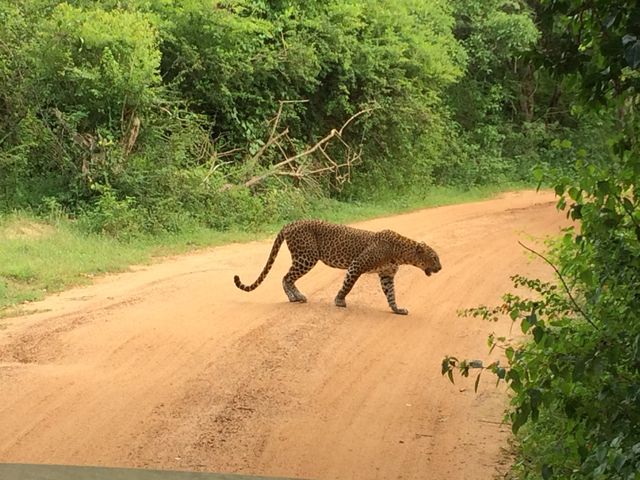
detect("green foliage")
[153,0,287,142]
[79,184,144,239]
[449,254,640,478]
[1,0,485,231]
[0,1,165,212]
[444,1,640,478]
[445,0,544,185]
[0,0,577,237]
[28,4,161,131]
[532,0,640,102]
[453,0,538,77]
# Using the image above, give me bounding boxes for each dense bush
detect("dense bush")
[30,4,161,130]
[443,1,640,478]
[0,0,552,235]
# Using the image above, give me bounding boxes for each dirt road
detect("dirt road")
[0,190,567,479]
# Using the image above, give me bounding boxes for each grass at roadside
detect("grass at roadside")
[0,183,530,316]
[0,217,263,316]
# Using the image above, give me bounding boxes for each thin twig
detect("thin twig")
[217,147,244,158]
[518,241,599,330]
[250,127,290,165]
[338,108,374,135]
[268,102,285,142]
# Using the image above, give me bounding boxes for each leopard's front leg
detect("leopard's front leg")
[379,271,408,315]
[335,246,383,309]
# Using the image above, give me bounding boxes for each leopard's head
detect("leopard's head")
[416,241,441,276]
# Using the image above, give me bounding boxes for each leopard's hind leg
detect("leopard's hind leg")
[282,258,317,303]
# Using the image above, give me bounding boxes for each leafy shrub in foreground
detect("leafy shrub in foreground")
[443,1,640,475]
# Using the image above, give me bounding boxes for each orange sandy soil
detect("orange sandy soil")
[0,190,568,479]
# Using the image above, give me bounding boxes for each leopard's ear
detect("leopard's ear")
[417,241,427,251]
[419,241,426,248]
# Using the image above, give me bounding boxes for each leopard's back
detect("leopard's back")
[283,220,376,269]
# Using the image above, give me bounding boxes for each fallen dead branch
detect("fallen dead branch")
[217,101,373,193]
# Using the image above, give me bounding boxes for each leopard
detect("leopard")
[233,219,441,315]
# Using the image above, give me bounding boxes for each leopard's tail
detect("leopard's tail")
[234,229,286,292]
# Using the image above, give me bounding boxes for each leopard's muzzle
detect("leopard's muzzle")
[425,264,442,276]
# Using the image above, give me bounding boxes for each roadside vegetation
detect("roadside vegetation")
[1,1,638,477]
[443,1,640,479]
[1,0,553,312]
[0,183,518,314]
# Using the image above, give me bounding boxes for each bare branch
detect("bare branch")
[217,148,244,158]
[518,241,599,330]
[250,128,290,165]
[338,108,374,135]
[201,146,243,186]
[220,105,372,192]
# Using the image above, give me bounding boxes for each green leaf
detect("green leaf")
[613,453,626,471]
[529,388,542,411]
[532,326,545,343]
[596,180,610,195]
[570,204,582,220]
[505,346,515,362]
[633,334,640,361]
[623,35,640,68]
[603,12,618,30]
[580,269,594,286]
[441,356,456,376]
[532,165,544,182]
[521,315,533,333]
[507,369,522,393]
[527,311,537,325]
[511,404,530,433]
[554,184,565,196]
[567,186,581,201]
